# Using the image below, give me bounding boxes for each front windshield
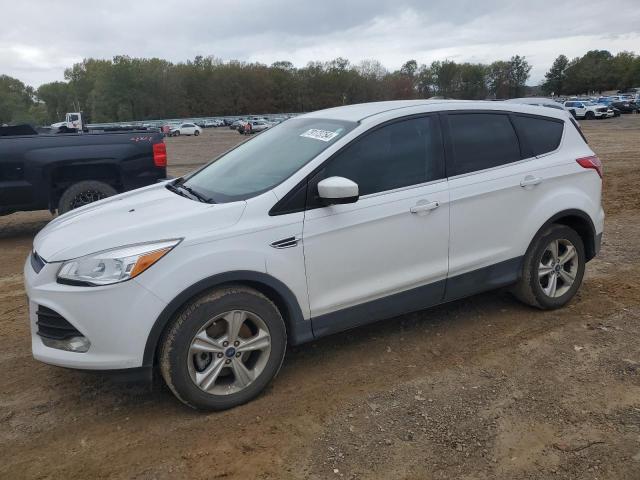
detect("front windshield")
[182,117,357,203]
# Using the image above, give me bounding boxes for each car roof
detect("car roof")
[301,99,569,122]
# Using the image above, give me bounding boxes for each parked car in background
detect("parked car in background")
[611,100,639,114]
[25,100,603,410]
[170,123,202,136]
[238,120,271,135]
[563,101,611,119]
[595,99,621,117]
[230,119,246,130]
[1,125,167,215]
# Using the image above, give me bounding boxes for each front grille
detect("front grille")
[30,251,45,273]
[36,306,82,340]
[597,107,607,113]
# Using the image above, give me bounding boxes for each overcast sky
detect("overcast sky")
[2,0,639,87]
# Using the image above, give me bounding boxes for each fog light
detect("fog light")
[42,336,91,353]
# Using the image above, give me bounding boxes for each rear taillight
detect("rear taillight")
[576,155,603,178]
[153,142,167,167]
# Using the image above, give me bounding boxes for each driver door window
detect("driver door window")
[308,116,444,205]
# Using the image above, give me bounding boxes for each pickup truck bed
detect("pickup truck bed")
[0,128,167,215]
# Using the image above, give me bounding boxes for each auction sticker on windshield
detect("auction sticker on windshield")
[300,128,340,142]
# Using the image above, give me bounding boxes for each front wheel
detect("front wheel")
[194,130,200,136]
[159,286,287,410]
[57,180,118,214]
[585,111,595,120]
[512,224,586,310]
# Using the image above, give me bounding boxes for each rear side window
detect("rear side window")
[446,113,521,176]
[511,115,564,157]
[316,116,444,197]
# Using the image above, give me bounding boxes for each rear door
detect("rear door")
[443,111,544,299]
[302,115,450,336]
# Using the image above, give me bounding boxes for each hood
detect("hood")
[34,184,246,262]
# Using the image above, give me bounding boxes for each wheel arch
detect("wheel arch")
[142,270,312,367]
[532,209,598,261]
[50,163,121,208]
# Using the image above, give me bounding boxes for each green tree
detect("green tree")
[542,54,569,95]
[0,75,36,124]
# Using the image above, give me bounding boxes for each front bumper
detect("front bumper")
[24,254,168,371]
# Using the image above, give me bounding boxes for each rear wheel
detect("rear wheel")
[159,286,287,410]
[585,111,595,120]
[57,180,117,214]
[512,224,585,310]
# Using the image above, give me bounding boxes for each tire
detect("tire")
[194,130,200,136]
[159,286,287,410]
[174,130,180,136]
[512,224,586,310]
[57,180,118,214]
[585,111,595,120]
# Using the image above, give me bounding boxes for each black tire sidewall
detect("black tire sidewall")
[57,180,117,214]
[162,288,287,410]
[528,226,586,309]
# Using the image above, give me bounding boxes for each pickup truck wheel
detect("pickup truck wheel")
[58,180,117,214]
[159,286,287,410]
[585,111,595,120]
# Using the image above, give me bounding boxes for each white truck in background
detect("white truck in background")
[51,112,86,133]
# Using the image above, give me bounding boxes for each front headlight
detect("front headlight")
[57,239,181,286]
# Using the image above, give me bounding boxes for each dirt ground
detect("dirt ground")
[1,118,640,479]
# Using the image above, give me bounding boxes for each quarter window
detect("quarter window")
[511,115,564,157]
[316,116,444,197]
[446,113,521,176]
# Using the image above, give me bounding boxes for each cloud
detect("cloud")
[1,0,639,86]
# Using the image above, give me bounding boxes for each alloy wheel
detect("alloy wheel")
[187,310,271,395]
[538,238,579,298]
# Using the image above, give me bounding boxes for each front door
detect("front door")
[302,115,450,337]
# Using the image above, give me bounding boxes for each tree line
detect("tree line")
[541,50,640,96]
[1,49,638,126]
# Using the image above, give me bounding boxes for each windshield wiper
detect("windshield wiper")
[179,184,215,204]
[168,178,215,204]
[166,182,192,200]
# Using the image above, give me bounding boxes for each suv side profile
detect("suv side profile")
[25,101,604,410]
[563,100,611,119]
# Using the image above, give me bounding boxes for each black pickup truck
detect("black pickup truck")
[0,125,167,215]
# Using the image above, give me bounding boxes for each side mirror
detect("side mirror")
[317,176,359,205]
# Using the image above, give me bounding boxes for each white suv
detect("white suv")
[25,101,604,410]
[563,100,612,119]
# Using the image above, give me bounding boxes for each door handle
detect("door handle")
[410,200,439,214]
[520,175,542,188]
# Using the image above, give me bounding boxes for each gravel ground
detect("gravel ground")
[0,117,639,479]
